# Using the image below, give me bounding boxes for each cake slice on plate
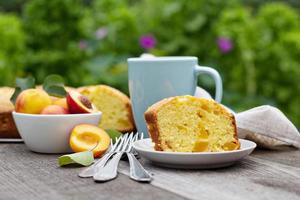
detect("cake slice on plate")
[144,96,239,152]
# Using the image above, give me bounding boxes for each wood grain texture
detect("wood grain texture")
[118,148,300,200]
[0,143,299,200]
[252,148,300,167]
[0,144,187,200]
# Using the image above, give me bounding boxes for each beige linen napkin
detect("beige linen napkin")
[194,87,300,149]
[236,106,300,149]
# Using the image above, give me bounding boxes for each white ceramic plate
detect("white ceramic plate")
[133,138,256,169]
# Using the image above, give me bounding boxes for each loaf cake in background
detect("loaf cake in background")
[144,96,239,152]
[79,85,135,133]
[0,87,20,138]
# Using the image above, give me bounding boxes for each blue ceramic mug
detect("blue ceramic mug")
[128,56,222,137]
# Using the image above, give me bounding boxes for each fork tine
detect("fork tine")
[129,132,140,152]
[110,135,122,152]
[114,135,122,144]
[115,134,128,152]
[126,133,134,152]
[122,133,134,152]
[126,132,137,152]
[127,132,136,152]
[133,133,139,141]
[111,137,120,150]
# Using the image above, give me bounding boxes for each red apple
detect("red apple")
[66,91,94,114]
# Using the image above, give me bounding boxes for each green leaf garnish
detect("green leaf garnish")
[44,85,67,97]
[43,74,65,88]
[106,129,122,143]
[10,77,35,104]
[58,151,94,167]
[43,74,67,97]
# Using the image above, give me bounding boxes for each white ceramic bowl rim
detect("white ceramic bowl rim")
[12,111,102,118]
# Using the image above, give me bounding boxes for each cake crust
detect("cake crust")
[144,96,239,151]
[144,97,174,151]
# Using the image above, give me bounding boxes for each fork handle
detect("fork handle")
[78,152,114,178]
[126,152,152,182]
[93,152,123,182]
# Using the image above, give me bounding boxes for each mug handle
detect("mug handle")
[194,65,223,102]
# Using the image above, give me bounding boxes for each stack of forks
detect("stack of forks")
[78,132,152,182]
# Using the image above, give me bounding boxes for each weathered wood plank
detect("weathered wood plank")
[118,149,300,200]
[0,144,188,200]
[251,148,300,168]
[1,143,300,200]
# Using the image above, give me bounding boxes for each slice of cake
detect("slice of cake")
[79,85,135,133]
[144,96,239,152]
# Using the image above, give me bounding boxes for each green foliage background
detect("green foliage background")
[0,0,299,129]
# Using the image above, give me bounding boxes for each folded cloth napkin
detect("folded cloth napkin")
[194,87,300,149]
[236,106,300,149]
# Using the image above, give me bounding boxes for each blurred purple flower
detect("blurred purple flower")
[95,27,108,39]
[217,37,233,54]
[139,34,156,49]
[78,40,88,50]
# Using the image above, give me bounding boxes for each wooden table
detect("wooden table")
[0,143,299,200]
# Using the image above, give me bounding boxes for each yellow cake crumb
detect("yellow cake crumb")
[144,96,240,152]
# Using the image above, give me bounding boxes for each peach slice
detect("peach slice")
[40,105,69,115]
[69,124,110,158]
[66,91,94,114]
[15,89,52,114]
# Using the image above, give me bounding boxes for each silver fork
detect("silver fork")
[126,132,152,182]
[93,133,134,182]
[78,135,124,178]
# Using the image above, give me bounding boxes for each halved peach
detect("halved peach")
[69,124,110,158]
[66,91,94,114]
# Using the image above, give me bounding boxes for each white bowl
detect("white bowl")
[12,111,102,153]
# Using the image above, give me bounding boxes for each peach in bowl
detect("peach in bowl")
[12,88,102,153]
[12,111,102,153]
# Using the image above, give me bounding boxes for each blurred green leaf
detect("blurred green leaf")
[15,76,35,90]
[44,85,66,97]
[185,15,206,32]
[43,74,66,97]
[43,74,65,88]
